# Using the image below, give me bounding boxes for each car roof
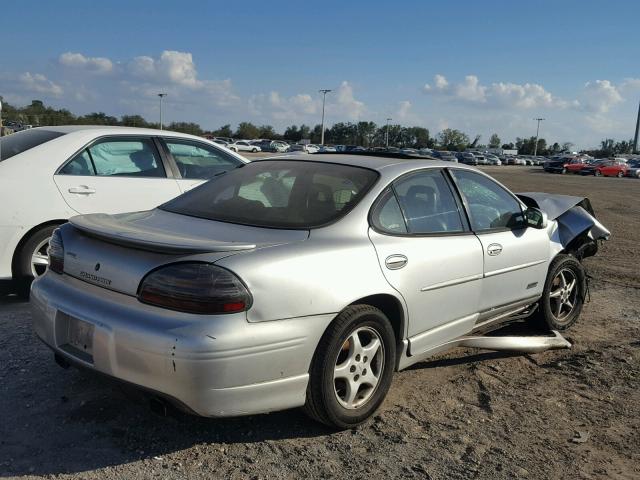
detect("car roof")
[31,125,205,140]
[255,153,470,173]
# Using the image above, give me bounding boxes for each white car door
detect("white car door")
[450,169,549,316]
[53,136,182,215]
[160,138,245,193]
[368,169,484,354]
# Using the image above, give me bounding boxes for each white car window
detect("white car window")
[59,149,95,176]
[164,139,241,179]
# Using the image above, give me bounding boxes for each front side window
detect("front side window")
[451,169,524,232]
[84,137,165,177]
[164,139,242,179]
[161,160,379,229]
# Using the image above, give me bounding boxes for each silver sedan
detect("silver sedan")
[31,155,609,428]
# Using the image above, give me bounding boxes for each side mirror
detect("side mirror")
[525,207,548,229]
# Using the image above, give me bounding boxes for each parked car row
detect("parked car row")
[544,156,640,178]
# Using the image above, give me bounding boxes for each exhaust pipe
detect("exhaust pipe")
[458,330,571,354]
[149,396,170,417]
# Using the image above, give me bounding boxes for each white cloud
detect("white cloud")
[424,74,570,109]
[582,80,623,113]
[59,52,113,74]
[18,72,63,96]
[249,81,366,123]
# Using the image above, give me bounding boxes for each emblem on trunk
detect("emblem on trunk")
[95,263,101,271]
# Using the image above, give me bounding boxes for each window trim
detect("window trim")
[447,167,526,235]
[158,136,243,180]
[55,134,171,179]
[368,167,472,238]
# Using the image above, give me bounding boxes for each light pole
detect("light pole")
[319,89,331,145]
[158,93,167,130]
[0,99,3,162]
[533,117,545,156]
[385,117,392,148]
[633,100,639,154]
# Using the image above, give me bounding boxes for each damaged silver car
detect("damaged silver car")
[31,156,609,429]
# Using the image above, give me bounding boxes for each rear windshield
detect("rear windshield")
[161,160,379,229]
[0,129,65,161]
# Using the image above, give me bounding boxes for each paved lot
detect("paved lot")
[1,164,638,479]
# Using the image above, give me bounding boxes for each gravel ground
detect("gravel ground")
[1,165,638,479]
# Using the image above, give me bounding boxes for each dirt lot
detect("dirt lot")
[1,165,638,479]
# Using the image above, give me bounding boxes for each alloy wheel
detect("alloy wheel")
[549,268,578,323]
[333,326,384,410]
[31,237,51,277]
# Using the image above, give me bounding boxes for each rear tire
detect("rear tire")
[304,305,396,429]
[532,254,586,331]
[14,225,59,297]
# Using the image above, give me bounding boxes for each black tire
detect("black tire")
[594,170,601,177]
[617,171,624,178]
[532,254,586,331]
[561,167,567,174]
[14,224,59,297]
[305,305,396,429]
[252,148,258,153]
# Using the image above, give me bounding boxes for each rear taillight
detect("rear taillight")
[48,229,64,274]
[138,263,252,314]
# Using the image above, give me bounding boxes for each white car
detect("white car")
[0,126,246,293]
[227,141,261,153]
[289,144,319,154]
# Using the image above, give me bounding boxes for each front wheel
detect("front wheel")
[305,305,396,429]
[594,170,601,177]
[617,171,624,178]
[252,148,258,153]
[532,254,586,331]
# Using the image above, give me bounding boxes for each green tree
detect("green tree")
[121,115,149,127]
[235,122,260,139]
[489,133,501,148]
[167,122,203,136]
[437,128,470,151]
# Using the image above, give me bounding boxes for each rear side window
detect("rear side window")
[161,160,379,229]
[0,129,65,161]
[59,137,166,177]
[371,169,464,235]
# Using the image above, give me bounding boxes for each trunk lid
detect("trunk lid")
[62,209,309,296]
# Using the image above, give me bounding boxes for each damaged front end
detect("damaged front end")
[518,192,610,260]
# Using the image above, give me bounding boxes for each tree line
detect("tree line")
[2,98,634,156]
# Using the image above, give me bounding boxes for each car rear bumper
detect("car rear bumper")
[31,272,332,417]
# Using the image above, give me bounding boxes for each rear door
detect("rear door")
[368,168,484,348]
[54,136,182,215]
[449,169,549,317]
[159,138,245,193]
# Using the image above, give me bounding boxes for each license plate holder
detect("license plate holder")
[58,313,94,363]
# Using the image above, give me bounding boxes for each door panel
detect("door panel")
[369,230,483,338]
[475,228,549,312]
[53,175,183,214]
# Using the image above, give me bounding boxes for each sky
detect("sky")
[1,0,639,149]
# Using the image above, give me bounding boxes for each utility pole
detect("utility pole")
[386,117,392,148]
[533,117,545,156]
[633,100,640,154]
[319,89,331,145]
[158,93,167,130]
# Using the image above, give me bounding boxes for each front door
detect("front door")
[449,169,549,315]
[368,169,484,350]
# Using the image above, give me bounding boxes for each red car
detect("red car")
[565,158,590,174]
[581,159,627,177]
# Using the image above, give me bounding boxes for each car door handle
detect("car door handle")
[68,186,96,195]
[487,243,503,256]
[385,255,408,270]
